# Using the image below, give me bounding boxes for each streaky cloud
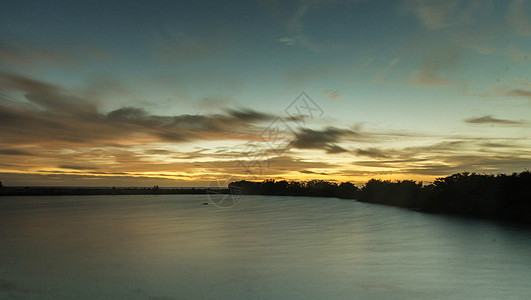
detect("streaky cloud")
[0,72,275,145]
[506,89,531,99]
[0,148,34,156]
[464,115,525,125]
[291,127,355,154]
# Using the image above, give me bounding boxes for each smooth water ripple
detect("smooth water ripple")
[1,195,530,299]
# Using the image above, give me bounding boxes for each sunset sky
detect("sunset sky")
[0,0,530,186]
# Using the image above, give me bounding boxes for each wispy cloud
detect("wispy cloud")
[465,81,531,101]
[506,89,531,99]
[277,37,296,46]
[504,46,531,63]
[406,0,483,30]
[410,44,459,87]
[355,147,390,159]
[508,0,531,36]
[322,89,341,100]
[0,40,78,67]
[411,67,452,87]
[272,0,348,51]
[352,137,531,177]
[407,0,462,29]
[373,58,402,86]
[513,78,531,87]
[153,28,209,63]
[513,79,531,87]
[464,115,526,125]
[58,165,99,171]
[0,37,111,69]
[403,155,531,176]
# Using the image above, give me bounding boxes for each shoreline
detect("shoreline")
[0,186,229,196]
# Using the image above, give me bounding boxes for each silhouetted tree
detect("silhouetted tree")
[229,171,531,223]
[337,182,359,199]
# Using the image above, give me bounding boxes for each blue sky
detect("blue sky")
[0,0,530,186]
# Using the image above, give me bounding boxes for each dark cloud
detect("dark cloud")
[355,147,389,158]
[0,72,274,145]
[418,141,467,151]
[225,108,271,122]
[291,127,354,153]
[106,107,147,120]
[479,142,517,148]
[1,71,528,184]
[104,106,274,142]
[284,115,308,123]
[0,103,117,144]
[58,165,99,170]
[144,149,175,155]
[299,169,328,175]
[464,115,525,125]
[0,71,98,116]
[299,169,315,174]
[0,148,33,156]
[325,144,348,154]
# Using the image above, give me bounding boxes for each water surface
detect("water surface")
[1,195,530,299]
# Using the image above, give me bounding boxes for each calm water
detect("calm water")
[1,195,530,299]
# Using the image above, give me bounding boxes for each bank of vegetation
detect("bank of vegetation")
[230,171,531,223]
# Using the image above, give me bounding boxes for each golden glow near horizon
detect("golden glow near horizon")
[0,0,530,186]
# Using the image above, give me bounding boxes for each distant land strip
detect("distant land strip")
[0,186,224,196]
[1,171,530,223]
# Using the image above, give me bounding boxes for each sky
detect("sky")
[0,0,530,187]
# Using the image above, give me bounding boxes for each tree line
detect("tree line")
[229,171,531,223]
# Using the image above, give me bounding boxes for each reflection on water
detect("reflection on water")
[1,195,530,299]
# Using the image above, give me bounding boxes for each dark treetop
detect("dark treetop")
[229,171,531,223]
